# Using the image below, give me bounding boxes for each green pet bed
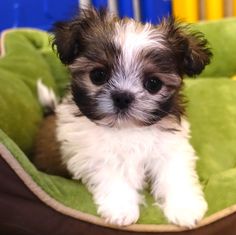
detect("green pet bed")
[1,18,236,235]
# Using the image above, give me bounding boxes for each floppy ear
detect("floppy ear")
[159,18,212,77]
[52,8,109,65]
[52,21,80,65]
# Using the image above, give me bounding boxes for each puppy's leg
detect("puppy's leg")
[70,160,142,226]
[94,175,141,226]
[148,129,207,228]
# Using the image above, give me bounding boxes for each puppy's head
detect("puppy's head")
[53,8,212,127]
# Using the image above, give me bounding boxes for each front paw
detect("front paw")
[97,199,140,226]
[163,195,208,228]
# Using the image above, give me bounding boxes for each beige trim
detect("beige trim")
[1,143,236,232]
[0,30,7,57]
[0,28,47,58]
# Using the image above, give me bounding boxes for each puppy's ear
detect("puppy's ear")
[52,21,79,65]
[159,18,212,77]
[52,8,109,65]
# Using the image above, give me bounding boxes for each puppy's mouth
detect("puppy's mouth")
[93,108,158,128]
[93,109,130,127]
[115,108,130,117]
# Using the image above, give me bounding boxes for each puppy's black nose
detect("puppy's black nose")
[112,92,134,110]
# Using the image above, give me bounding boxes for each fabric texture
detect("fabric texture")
[1,148,236,235]
[0,29,68,154]
[194,18,236,78]
[0,18,236,228]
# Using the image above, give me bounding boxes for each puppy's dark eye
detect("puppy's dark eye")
[144,77,163,94]
[90,68,109,86]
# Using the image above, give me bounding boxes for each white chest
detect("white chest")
[57,115,160,162]
[56,101,187,183]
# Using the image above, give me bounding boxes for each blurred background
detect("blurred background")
[0,0,236,32]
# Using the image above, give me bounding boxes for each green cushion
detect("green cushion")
[0,19,236,225]
[0,29,68,154]
[185,78,236,217]
[194,18,236,78]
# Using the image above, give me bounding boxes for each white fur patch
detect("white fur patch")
[37,79,57,110]
[56,99,207,227]
[114,21,165,70]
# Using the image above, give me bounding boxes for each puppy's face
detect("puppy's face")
[53,9,212,127]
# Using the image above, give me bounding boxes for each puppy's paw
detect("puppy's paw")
[163,195,208,228]
[97,199,139,226]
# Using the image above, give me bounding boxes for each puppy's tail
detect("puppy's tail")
[37,79,57,116]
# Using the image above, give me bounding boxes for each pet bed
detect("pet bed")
[1,18,236,235]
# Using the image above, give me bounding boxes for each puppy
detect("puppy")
[34,8,212,228]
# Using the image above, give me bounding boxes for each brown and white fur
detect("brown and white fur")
[33,8,212,228]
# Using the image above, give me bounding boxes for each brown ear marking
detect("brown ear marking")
[159,17,213,77]
[52,8,113,65]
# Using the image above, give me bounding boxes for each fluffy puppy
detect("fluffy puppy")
[34,8,212,228]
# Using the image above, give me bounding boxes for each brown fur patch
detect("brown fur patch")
[32,115,70,177]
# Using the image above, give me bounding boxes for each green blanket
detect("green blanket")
[0,18,236,225]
